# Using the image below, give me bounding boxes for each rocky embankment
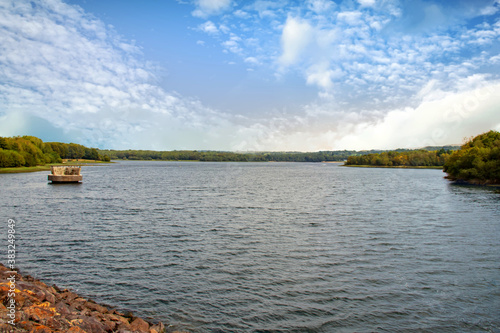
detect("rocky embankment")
[0,264,180,333]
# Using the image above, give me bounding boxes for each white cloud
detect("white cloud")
[222,35,243,54]
[244,56,260,65]
[247,0,283,19]
[199,21,219,34]
[234,9,249,18]
[278,16,314,66]
[192,0,232,18]
[358,0,376,8]
[307,0,335,13]
[306,63,343,90]
[337,11,363,25]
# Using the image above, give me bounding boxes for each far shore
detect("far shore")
[342,164,443,169]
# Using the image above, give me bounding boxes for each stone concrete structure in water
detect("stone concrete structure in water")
[48,166,82,183]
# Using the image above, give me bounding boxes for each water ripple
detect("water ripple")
[1,161,499,332]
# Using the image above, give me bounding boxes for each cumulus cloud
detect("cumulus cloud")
[334,80,500,150]
[279,16,314,66]
[199,20,219,34]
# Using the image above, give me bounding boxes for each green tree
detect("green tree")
[444,130,500,184]
[0,149,25,167]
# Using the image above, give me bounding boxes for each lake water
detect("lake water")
[1,161,499,332]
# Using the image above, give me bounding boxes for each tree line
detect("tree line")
[443,130,500,184]
[1,134,468,169]
[345,149,453,167]
[96,149,360,162]
[0,136,110,168]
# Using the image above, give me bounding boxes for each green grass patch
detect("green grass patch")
[0,160,113,174]
[0,165,52,174]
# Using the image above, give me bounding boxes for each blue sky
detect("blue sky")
[0,0,499,151]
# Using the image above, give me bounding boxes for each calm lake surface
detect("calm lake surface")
[1,161,499,332]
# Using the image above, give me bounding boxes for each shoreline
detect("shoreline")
[444,177,500,187]
[0,264,183,333]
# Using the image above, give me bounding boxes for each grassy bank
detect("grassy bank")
[0,165,53,173]
[0,160,113,174]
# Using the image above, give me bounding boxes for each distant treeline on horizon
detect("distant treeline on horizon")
[96,145,460,163]
[0,134,460,168]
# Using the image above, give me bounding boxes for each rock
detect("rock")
[70,298,87,311]
[0,323,16,332]
[117,320,132,331]
[15,309,30,323]
[151,322,166,333]
[0,284,10,297]
[25,302,58,322]
[85,301,109,314]
[18,320,36,331]
[80,307,92,316]
[101,318,117,332]
[67,326,89,333]
[34,290,46,302]
[107,313,131,326]
[75,315,107,333]
[60,291,79,303]
[44,316,68,331]
[29,324,54,333]
[130,317,150,332]
[55,301,71,316]
[44,291,56,304]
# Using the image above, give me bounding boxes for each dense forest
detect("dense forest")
[443,130,500,184]
[344,149,453,167]
[0,136,110,168]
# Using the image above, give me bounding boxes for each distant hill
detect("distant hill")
[422,145,461,151]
